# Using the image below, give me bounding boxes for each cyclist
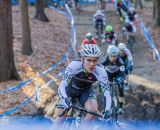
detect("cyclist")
[93,10,106,37]
[116,0,128,21]
[122,19,136,42]
[82,32,97,45]
[101,45,126,113]
[127,7,139,25]
[53,44,111,129]
[118,43,133,88]
[104,25,118,46]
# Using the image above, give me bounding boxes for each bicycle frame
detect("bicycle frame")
[110,79,120,126]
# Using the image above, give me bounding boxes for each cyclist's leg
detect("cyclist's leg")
[53,99,68,129]
[79,87,97,120]
[117,82,125,111]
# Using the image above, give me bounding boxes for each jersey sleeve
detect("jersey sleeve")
[125,48,133,65]
[96,67,109,92]
[58,61,77,98]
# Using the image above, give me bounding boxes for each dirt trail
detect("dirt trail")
[72,4,160,120]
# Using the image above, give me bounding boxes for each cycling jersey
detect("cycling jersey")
[128,11,137,22]
[58,60,111,111]
[93,13,106,27]
[105,31,117,41]
[101,56,125,82]
[101,56,126,98]
[120,48,133,75]
[82,38,97,45]
[126,24,133,32]
[123,22,136,33]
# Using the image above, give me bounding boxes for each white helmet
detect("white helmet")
[107,45,119,57]
[80,44,101,58]
[118,43,126,51]
[129,7,135,13]
[96,10,102,15]
[86,32,93,40]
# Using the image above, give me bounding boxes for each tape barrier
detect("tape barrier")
[47,4,68,15]
[35,68,66,104]
[12,0,18,5]
[0,2,76,117]
[0,92,35,118]
[48,3,76,52]
[140,19,160,61]
[79,0,97,5]
[0,52,69,95]
[12,0,37,5]
[0,79,34,95]
[65,4,77,52]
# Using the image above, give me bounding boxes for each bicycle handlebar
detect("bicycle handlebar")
[59,105,103,118]
[72,105,103,118]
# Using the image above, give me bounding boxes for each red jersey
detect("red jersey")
[82,39,97,45]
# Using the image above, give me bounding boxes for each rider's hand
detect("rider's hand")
[127,65,133,74]
[103,110,111,120]
[129,65,133,73]
[116,77,125,84]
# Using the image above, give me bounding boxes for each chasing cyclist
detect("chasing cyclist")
[101,45,126,113]
[103,25,118,46]
[82,32,97,45]
[122,19,136,42]
[127,7,139,26]
[118,43,133,89]
[93,10,106,37]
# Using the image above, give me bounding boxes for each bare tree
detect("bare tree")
[35,0,49,22]
[0,0,20,82]
[153,0,160,26]
[20,0,33,55]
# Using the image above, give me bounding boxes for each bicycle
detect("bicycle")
[58,104,110,130]
[110,78,124,126]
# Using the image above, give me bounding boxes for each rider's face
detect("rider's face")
[83,57,98,73]
[109,56,117,62]
[119,51,125,57]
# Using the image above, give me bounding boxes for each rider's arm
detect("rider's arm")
[96,66,111,111]
[118,57,126,78]
[58,61,77,98]
[125,48,133,66]
[102,15,106,26]
[131,23,136,33]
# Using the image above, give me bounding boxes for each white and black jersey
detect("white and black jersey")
[57,60,111,111]
[101,56,126,82]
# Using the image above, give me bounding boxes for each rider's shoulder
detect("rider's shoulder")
[68,60,82,68]
[95,64,106,73]
[117,57,125,65]
[96,64,104,68]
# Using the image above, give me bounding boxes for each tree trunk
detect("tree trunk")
[0,0,20,82]
[35,0,49,22]
[20,0,33,55]
[153,0,160,26]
